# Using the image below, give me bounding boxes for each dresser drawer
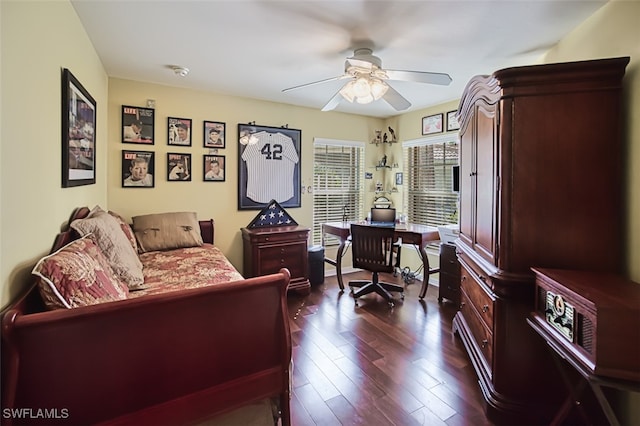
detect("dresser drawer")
[460,291,494,370]
[250,231,308,244]
[257,242,306,277]
[460,266,495,331]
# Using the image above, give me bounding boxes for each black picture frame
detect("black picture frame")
[395,172,403,186]
[122,105,154,144]
[62,68,96,187]
[204,154,226,181]
[204,121,226,148]
[167,152,192,181]
[168,117,192,146]
[122,150,154,187]
[237,123,301,210]
[446,110,461,131]
[422,113,444,135]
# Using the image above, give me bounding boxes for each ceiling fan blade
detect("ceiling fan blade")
[383,84,411,111]
[385,69,452,86]
[320,88,344,112]
[282,75,349,93]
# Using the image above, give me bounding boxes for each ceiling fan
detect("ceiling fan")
[282,48,452,112]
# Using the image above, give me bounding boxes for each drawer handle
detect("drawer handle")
[281,248,285,254]
[461,276,466,281]
[478,275,486,282]
[459,302,465,309]
[265,237,269,241]
[481,339,488,349]
[482,304,489,313]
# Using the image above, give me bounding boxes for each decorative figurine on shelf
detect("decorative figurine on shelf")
[375,130,382,144]
[388,126,396,142]
[378,154,387,168]
[383,133,388,144]
[376,181,383,192]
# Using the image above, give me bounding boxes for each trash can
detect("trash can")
[308,245,325,286]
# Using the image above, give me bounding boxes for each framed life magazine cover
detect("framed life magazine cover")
[62,68,96,187]
[122,106,154,144]
[237,123,301,210]
[122,150,154,187]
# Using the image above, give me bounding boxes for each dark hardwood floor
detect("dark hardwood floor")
[286,271,495,426]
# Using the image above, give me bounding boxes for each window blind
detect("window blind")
[403,135,459,227]
[312,139,365,245]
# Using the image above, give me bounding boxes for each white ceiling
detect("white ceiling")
[71,0,607,118]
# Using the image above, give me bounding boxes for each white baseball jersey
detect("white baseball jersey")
[242,131,299,203]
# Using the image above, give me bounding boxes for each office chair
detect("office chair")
[348,224,405,308]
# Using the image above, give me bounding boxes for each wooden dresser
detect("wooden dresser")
[452,57,629,424]
[241,226,310,294]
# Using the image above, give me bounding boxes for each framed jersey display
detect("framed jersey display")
[237,123,301,210]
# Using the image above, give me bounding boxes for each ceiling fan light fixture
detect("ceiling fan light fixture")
[370,78,389,100]
[352,77,371,98]
[339,81,356,103]
[356,93,374,104]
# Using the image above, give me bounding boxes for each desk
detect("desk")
[322,221,440,299]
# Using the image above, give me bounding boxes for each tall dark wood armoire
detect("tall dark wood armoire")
[452,57,629,424]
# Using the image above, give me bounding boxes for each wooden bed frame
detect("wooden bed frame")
[1,208,292,425]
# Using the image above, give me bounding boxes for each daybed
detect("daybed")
[1,207,292,426]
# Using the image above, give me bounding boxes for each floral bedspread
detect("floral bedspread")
[128,244,244,298]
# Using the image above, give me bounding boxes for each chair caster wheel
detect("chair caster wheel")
[388,302,394,308]
[400,293,405,300]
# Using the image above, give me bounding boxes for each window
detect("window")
[312,138,365,245]
[403,134,459,227]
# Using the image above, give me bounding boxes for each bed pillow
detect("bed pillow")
[108,210,138,254]
[132,212,203,253]
[33,236,129,309]
[71,207,145,290]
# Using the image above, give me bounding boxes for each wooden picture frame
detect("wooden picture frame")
[168,117,192,146]
[62,68,96,187]
[422,113,443,135]
[204,155,226,181]
[447,110,461,131]
[122,150,154,187]
[204,121,226,148]
[167,152,192,181]
[237,123,301,210]
[122,105,154,144]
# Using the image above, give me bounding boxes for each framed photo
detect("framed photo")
[122,105,154,144]
[422,113,443,135]
[122,150,154,188]
[167,153,192,181]
[447,110,461,131]
[62,69,96,187]
[395,172,403,186]
[204,155,226,181]
[168,117,192,146]
[238,123,301,210]
[204,121,226,148]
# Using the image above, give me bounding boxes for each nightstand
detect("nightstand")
[241,226,310,294]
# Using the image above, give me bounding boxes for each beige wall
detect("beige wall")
[107,79,383,273]
[0,1,109,306]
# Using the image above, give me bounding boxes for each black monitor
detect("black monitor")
[370,207,396,224]
[452,165,460,193]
